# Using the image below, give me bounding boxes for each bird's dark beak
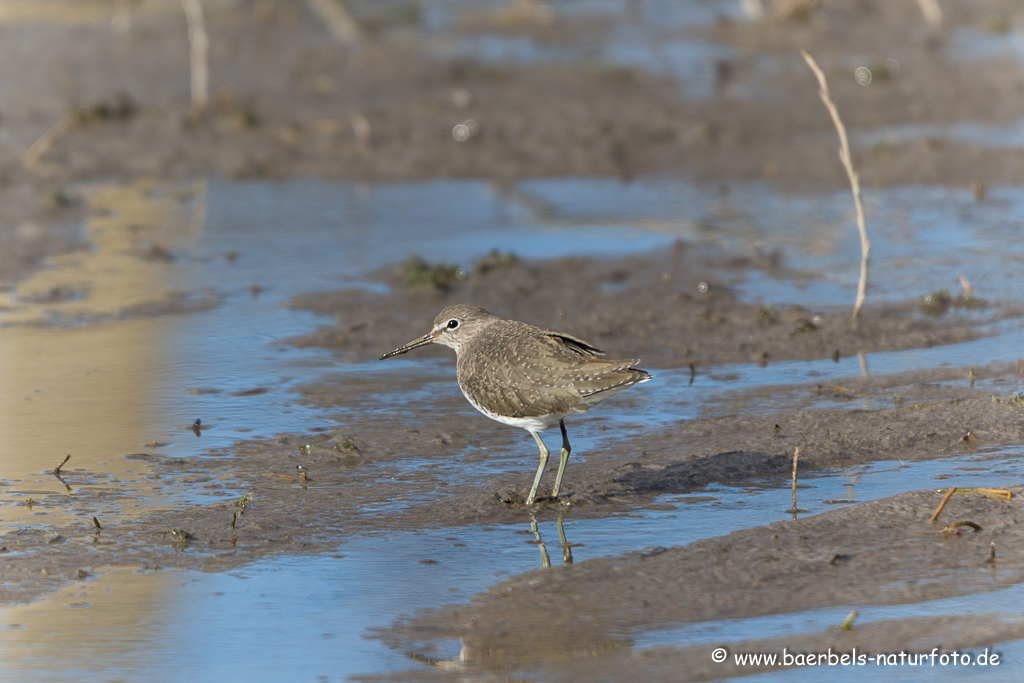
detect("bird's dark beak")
[379,333,434,360]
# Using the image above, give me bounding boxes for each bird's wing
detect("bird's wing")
[540,330,605,357]
[460,329,646,419]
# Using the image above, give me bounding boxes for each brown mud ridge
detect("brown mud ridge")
[287,246,1021,370]
[4,0,1024,199]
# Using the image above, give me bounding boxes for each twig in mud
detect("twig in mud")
[738,0,765,21]
[790,446,800,517]
[23,112,75,169]
[975,488,1012,500]
[839,609,858,631]
[914,0,943,31]
[988,542,997,565]
[958,273,972,301]
[929,486,957,523]
[181,0,209,120]
[351,113,371,153]
[306,0,361,44]
[52,454,72,475]
[93,516,102,531]
[801,50,871,319]
[941,520,981,535]
[231,512,237,529]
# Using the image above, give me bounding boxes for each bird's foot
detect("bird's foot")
[499,489,572,508]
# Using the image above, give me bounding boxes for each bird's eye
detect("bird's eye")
[447,319,459,329]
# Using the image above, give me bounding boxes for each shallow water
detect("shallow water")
[426,0,741,100]
[1,171,1024,679]
[3,446,1022,682]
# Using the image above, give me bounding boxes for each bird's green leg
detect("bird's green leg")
[551,419,572,499]
[556,514,574,565]
[526,431,549,505]
[529,513,551,568]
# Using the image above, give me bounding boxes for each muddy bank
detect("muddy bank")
[4,353,1024,607]
[371,485,1024,681]
[298,360,1024,519]
[286,248,1019,369]
[3,0,1023,293]
[3,1,1024,194]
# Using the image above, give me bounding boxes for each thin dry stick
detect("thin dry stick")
[52,454,72,475]
[738,0,765,20]
[306,0,361,44]
[187,178,208,239]
[791,446,800,515]
[181,0,209,119]
[802,50,871,319]
[915,0,943,31]
[839,609,858,631]
[930,486,957,523]
[23,112,75,169]
[975,488,1012,500]
[958,272,972,300]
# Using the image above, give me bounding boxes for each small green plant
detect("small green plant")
[476,249,517,274]
[583,60,635,84]
[919,289,952,315]
[74,93,137,123]
[956,294,987,310]
[893,392,904,407]
[982,14,1011,34]
[401,257,466,290]
[757,305,778,325]
[920,287,987,315]
[395,3,422,25]
[792,318,818,335]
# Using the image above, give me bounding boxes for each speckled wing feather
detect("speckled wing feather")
[457,321,650,419]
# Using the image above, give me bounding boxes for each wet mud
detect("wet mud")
[5,355,1024,599]
[5,1,1024,193]
[286,246,1021,370]
[370,486,1024,681]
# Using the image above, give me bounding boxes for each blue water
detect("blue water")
[2,169,1024,680]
